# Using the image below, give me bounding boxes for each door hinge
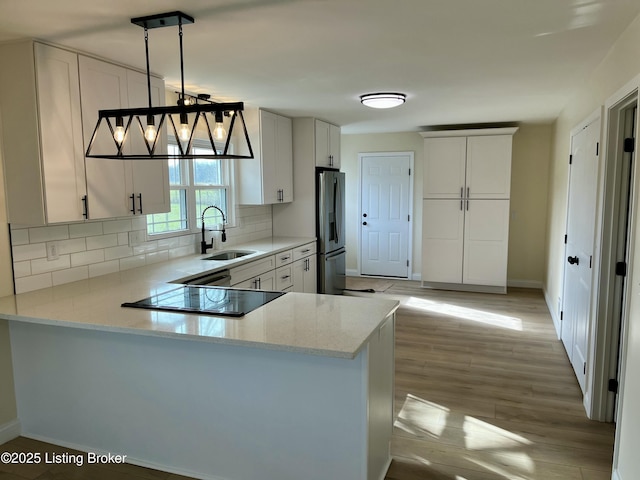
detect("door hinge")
[408,168,411,176]
[608,378,619,393]
[407,214,410,222]
[406,260,409,267]
[596,142,599,156]
[564,234,567,244]
[560,311,563,321]
[589,255,592,269]
[583,362,586,375]
[569,154,573,165]
[616,261,627,277]
[624,138,635,153]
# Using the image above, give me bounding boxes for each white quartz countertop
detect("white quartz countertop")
[0,236,399,359]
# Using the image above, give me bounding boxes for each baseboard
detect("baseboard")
[377,456,393,480]
[543,287,562,340]
[21,433,226,480]
[421,281,507,294]
[507,279,543,289]
[411,273,421,281]
[612,468,621,480]
[346,270,422,282]
[0,419,21,444]
[346,269,359,277]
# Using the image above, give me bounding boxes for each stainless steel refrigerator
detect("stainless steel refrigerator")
[317,169,346,294]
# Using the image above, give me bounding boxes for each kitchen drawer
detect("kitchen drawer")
[230,255,276,286]
[275,249,294,267]
[275,265,293,291]
[293,242,316,261]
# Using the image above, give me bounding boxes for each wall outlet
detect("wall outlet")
[128,230,145,247]
[47,241,59,261]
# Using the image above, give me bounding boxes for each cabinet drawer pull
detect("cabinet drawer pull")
[281,275,290,280]
[301,249,310,254]
[281,255,290,261]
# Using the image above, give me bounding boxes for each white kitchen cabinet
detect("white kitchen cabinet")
[230,255,276,289]
[422,199,509,288]
[237,108,293,205]
[275,265,294,291]
[80,56,170,219]
[423,131,514,200]
[292,242,317,293]
[0,41,86,225]
[293,256,317,293]
[272,117,340,238]
[420,128,517,292]
[315,119,341,169]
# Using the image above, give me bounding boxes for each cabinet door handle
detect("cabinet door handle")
[466,199,469,211]
[460,187,463,199]
[137,193,143,214]
[82,195,88,219]
[467,187,470,198]
[329,155,333,167]
[304,258,309,272]
[130,194,136,214]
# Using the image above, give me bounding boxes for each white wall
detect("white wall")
[0,127,17,429]
[542,12,640,479]
[341,125,552,286]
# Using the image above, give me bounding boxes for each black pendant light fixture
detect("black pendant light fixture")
[85,11,254,160]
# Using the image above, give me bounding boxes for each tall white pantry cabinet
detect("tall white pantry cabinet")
[420,128,518,293]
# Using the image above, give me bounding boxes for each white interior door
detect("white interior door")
[562,117,600,393]
[360,153,413,277]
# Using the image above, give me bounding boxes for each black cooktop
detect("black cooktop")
[122,286,285,317]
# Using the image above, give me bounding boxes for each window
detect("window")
[147,142,233,237]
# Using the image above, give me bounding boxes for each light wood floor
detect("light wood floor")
[382,281,614,480]
[0,282,614,480]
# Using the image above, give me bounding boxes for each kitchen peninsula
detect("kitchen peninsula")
[0,237,399,480]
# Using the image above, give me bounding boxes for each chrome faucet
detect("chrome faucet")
[201,205,227,254]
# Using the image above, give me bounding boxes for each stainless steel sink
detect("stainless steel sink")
[203,250,254,261]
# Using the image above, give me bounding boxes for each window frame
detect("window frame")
[146,140,236,239]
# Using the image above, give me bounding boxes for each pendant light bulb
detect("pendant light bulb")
[213,111,226,141]
[178,113,190,142]
[114,117,125,144]
[144,115,157,143]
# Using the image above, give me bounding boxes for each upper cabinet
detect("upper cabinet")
[0,41,86,225]
[79,56,170,219]
[314,119,341,169]
[237,108,293,205]
[423,130,515,200]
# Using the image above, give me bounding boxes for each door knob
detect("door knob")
[362,221,367,226]
[568,256,579,265]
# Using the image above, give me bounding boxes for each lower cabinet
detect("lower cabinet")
[293,256,317,293]
[422,199,509,291]
[229,243,317,292]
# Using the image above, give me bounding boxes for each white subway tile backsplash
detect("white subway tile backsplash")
[12,243,47,262]
[28,225,69,243]
[58,238,87,255]
[88,260,119,278]
[15,273,53,293]
[52,266,89,286]
[11,205,273,293]
[31,256,71,275]
[86,234,118,250]
[119,255,146,271]
[103,219,133,234]
[13,261,31,278]
[10,228,29,246]
[71,249,105,267]
[69,222,103,238]
[104,245,133,261]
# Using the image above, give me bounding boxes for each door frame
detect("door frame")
[591,75,640,423]
[357,151,414,278]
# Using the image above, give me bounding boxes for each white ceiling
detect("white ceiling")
[0,0,638,134]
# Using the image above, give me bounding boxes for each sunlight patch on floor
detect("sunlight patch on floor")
[402,296,523,331]
[396,394,534,479]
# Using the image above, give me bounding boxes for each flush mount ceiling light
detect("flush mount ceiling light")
[85,11,254,160]
[360,92,406,109]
